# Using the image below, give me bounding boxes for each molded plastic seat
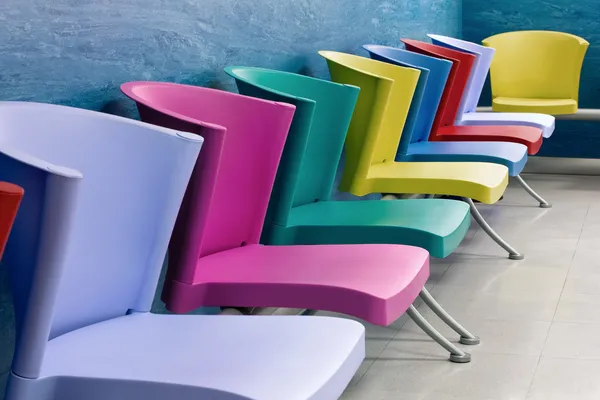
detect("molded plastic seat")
[482,31,588,115]
[427,34,556,138]
[407,141,527,175]
[459,111,555,139]
[367,161,507,204]
[492,97,577,115]
[401,39,544,155]
[225,66,470,258]
[435,125,542,154]
[1,102,364,400]
[167,243,429,326]
[363,45,528,176]
[271,199,470,257]
[122,81,430,328]
[318,50,509,203]
[18,313,364,400]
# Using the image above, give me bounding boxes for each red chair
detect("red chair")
[0,182,23,259]
[402,39,543,155]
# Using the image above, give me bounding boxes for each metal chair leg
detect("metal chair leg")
[464,198,524,260]
[406,305,471,363]
[515,175,552,208]
[419,288,480,345]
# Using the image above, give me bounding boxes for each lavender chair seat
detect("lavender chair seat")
[30,313,364,400]
[459,112,555,138]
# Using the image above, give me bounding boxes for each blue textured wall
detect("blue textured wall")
[0,0,461,395]
[463,0,600,158]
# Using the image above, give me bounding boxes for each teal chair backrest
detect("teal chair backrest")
[224,67,359,241]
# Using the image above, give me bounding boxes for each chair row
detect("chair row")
[0,32,586,399]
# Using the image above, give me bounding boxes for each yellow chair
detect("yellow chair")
[319,51,525,259]
[483,31,588,115]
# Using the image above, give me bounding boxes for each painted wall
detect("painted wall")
[463,0,600,158]
[0,0,462,395]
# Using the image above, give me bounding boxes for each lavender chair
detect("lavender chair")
[0,102,365,400]
[427,34,556,138]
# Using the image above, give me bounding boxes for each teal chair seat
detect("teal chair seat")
[270,198,469,258]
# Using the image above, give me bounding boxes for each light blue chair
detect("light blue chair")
[364,45,528,177]
[0,102,365,400]
[427,34,556,138]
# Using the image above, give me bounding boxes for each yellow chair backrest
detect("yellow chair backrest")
[483,30,588,102]
[319,51,420,196]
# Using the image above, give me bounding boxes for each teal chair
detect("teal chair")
[225,66,480,347]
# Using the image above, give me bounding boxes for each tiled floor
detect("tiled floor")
[330,173,600,400]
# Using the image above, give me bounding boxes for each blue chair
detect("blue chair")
[0,102,365,400]
[364,45,550,208]
[427,34,555,138]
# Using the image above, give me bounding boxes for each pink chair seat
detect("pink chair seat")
[164,244,430,326]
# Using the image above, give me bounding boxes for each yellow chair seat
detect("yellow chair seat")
[365,162,509,204]
[492,97,577,115]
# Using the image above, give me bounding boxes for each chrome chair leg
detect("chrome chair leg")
[515,175,552,208]
[406,305,471,363]
[419,288,480,345]
[464,198,524,260]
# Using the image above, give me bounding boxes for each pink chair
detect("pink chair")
[122,81,471,363]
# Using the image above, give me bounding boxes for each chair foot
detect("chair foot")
[419,288,480,346]
[449,352,472,363]
[406,305,471,363]
[459,336,481,346]
[464,198,524,260]
[514,175,552,208]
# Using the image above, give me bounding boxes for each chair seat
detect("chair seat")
[492,97,578,115]
[365,161,508,204]
[165,243,429,326]
[33,313,364,400]
[272,198,470,258]
[435,125,543,155]
[459,112,555,139]
[406,141,528,176]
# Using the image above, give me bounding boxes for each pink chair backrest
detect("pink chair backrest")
[121,82,295,284]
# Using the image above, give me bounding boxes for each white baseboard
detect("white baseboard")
[475,107,600,121]
[524,156,600,176]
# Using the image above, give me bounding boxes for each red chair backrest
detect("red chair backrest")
[0,182,24,259]
[402,39,476,137]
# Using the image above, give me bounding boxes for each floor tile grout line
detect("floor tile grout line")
[548,204,590,322]
[525,203,591,397]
